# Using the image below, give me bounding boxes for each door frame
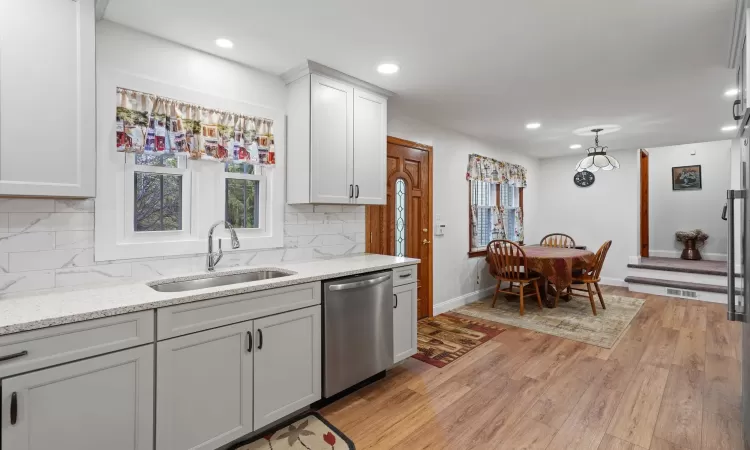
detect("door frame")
[639,149,649,258]
[366,136,434,317]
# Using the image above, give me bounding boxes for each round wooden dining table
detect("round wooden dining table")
[486,245,596,308]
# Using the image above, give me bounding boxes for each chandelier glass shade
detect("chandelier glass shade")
[575,128,620,172]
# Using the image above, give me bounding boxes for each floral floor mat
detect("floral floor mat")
[233,412,354,450]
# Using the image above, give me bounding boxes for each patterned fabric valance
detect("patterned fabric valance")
[116,88,275,165]
[466,154,527,187]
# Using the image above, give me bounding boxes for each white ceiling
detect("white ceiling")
[104,0,738,159]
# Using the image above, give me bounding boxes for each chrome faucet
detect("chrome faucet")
[207,220,240,271]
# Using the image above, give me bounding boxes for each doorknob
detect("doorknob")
[422,239,431,244]
[422,228,428,232]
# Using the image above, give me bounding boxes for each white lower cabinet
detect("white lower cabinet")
[393,282,418,363]
[156,321,254,450]
[1,345,154,450]
[156,305,321,449]
[253,306,321,429]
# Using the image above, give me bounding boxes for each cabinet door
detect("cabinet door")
[353,89,387,205]
[156,322,253,450]
[310,74,354,204]
[253,306,321,429]
[1,345,154,450]
[393,282,418,363]
[0,0,95,197]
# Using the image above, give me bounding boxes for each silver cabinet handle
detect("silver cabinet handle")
[329,274,391,291]
[727,189,746,322]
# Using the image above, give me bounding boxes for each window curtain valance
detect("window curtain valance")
[466,154,527,187]
[116,88,275,165]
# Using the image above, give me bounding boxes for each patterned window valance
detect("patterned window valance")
[116,88,275,165]
[466,154,527,186]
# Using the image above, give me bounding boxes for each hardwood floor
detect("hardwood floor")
[319,286,743,450]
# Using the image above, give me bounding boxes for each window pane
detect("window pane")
[134,172,182,232]
[475,207,492,248]
[395,178,406,257]
[225,179,260,229]
[225,163,255,175]
[135,153,179,168]
[471,180,495,207]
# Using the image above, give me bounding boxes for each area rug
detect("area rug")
[233,412,354,449]
[412,313,506,368]
[454,294,644,348]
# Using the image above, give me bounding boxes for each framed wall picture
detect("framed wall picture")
[672,165,702,191]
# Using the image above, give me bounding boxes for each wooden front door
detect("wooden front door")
[366,137,433,319]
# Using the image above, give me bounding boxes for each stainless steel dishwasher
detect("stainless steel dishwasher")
[322,271,393,398]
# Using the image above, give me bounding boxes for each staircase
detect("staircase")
[625,257,735,304]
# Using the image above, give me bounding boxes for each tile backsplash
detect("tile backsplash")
[0,199,365,297]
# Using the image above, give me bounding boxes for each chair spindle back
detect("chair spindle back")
[540,233,576,248]
[487,240,528,281]
[587,240,612,279]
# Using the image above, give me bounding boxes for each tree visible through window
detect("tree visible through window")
[134,154,183,232]
[225,163,260,229]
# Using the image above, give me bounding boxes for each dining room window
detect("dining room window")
[466,153,527,257]
[469,181,524,257]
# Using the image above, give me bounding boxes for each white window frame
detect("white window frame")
[124,154,192,242]
[96,70,285,261]
[220,166,267,235]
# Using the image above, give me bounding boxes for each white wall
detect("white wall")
[387,115,541,311]
[648,140,730,259]
[537,149,639,284]
[0,22,365,298]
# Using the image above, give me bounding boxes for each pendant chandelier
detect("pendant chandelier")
[575,128,620,172]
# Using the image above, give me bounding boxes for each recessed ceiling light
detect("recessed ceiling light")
[526,122,541,129]
[725,88,739,97]
[570,144,582,149]
[377,63,399,74]
[722,124,738,131]
[215,38,234,49]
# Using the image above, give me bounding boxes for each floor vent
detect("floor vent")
[666,288,698,298]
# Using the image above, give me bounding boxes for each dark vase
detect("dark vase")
[680,239,702,261]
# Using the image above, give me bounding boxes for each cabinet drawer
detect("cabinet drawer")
[392,265,418,287]
[157,282,321,340]
[0,311,154,378]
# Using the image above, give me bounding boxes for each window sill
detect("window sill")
[468,250,487,258]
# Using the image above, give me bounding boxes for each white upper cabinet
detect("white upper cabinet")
[353,88,388,205]
[310,74,354,203]
[0,0,95,197]
[285,61,391,205]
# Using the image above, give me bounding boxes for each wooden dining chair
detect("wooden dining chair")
[486,240,543,316]
[540,233,576,248]
[567,240,612,315]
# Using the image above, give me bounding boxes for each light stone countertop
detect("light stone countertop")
[0,254,420,336]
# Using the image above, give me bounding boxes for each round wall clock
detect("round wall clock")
[574,170,595,187]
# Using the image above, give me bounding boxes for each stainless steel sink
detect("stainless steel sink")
[149,270,292,293]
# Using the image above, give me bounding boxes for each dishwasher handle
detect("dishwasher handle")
[328,274,391,291]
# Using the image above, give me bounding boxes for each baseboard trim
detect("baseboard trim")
[648,250,727,262]
[433,286,495,315]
